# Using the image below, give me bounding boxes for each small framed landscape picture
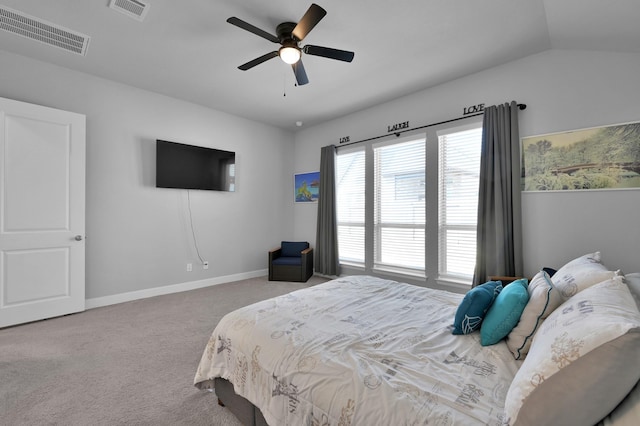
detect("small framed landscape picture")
[294,171,320,203]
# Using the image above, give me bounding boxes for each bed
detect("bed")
[194,252,640,426]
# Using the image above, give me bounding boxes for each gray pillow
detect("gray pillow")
[599,380,640,426]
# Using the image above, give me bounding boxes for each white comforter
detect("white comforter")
[194,275,522,425]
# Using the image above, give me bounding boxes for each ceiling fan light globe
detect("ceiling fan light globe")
[279,46,301,64]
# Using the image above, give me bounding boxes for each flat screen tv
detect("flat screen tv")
[156,140,235,191]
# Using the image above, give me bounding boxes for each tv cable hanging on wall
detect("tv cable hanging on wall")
[187,190,205,265]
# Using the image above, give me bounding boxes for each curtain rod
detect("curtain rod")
[338,103,527,148]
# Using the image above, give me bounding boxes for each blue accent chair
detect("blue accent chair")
[268,241,313,282]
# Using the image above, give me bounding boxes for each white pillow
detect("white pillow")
[504,276,640,426]
[506,270,563,359]
[599,274,640,426]
[624,272,640,309]
[551,251,617,299]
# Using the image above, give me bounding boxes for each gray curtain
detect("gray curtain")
[473,101,523,286]
[315,145,340,276]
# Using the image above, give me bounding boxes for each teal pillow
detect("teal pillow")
[452,280,503,335]
[480,278,529,346]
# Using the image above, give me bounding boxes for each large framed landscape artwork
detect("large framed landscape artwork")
[522,121,640,191]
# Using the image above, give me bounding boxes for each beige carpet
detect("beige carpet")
[0,275,329,425]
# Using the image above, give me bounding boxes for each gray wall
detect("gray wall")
[293,49,640,283]
[0,50,295,299]
[2,47,639,301]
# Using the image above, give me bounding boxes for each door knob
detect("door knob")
[74,235,83,241]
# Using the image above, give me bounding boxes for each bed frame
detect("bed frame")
[215,377,267,426]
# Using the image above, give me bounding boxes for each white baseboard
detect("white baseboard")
[85,269,268,310]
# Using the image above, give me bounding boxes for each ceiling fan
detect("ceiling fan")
[227,3,354,86]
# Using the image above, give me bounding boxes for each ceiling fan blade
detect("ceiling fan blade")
[292,61,309,86]
[227,17,279,43]
[303,45,354,62]
[238,51,279,70]
[292,3,326,41]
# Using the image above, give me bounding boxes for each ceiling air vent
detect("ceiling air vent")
[0,5,90,56]
[108,0,150,22]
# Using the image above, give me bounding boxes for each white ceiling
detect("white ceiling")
[0,0,639,131]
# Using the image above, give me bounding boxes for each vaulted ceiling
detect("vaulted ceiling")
[1,0,639,131]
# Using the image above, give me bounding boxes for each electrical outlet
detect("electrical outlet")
[186,263,192,272]
[203,261,209,270]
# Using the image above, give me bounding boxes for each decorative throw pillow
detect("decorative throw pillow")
[551,251,617,299]
[452,280,502,335]
[480,279,529,346]
[506,270,563,359]
[503,276,640,426]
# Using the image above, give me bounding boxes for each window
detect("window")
[336,148,366,266]
[335,120,481,287]
[438,125,482,281]
[336,136,426,276]
[374,139,425,274]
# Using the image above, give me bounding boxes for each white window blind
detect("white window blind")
[336,148,366,265]
[374,138,426,273]
[438,126,482,281]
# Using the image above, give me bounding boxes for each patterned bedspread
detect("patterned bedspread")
[194,275,522,425]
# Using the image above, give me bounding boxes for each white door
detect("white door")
[0,97,86,328]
